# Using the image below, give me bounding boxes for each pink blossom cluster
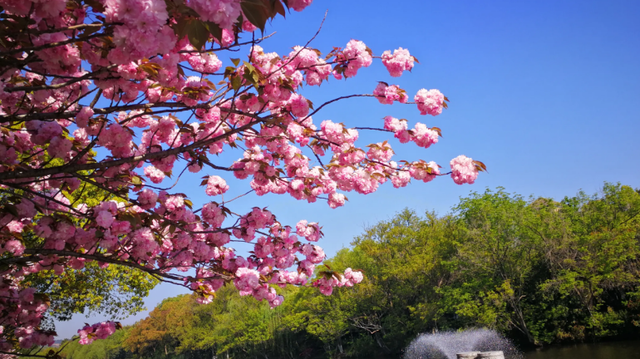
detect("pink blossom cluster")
[450,155,479,185]
[412,123,439,149]
[367,142,394,162]
[202,202,226,228]
[206,176,229,196]
[285,46,332,86]
[103,0,175,64]
[287,0,313,11]
[383,116,440,148]
[0,274,54,352]
[182,42,224,73]
[137,189,158,210]
[313,267,364,296]
[373,82,409,105]
[337,40,373,78]
[296,220,322,242]
[410,161,440,183]
[78,322,117,345]
[0,0,67,19]
[415,89,445,116]
[188,0,241,29]
[381,48,415,77]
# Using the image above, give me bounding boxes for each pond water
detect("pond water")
[523,340,640,359]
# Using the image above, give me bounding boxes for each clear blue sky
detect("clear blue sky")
[56,0,640,338]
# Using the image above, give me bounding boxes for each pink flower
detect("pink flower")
[341,40,372,78]
[391,170,411,188]
[77,324,95,345]
[304,244,325,263]
[188,0,242,29]
[328,192,346,209]
[76,107,93,128]
[77,321,117,345]
[48,137,72,159]
[381,48,415,77]
[450,155,479,185]
[411,123,439,149]
[269,295,284,308]
[286,93,310,118]
[242,19,258,32]
[202,202,225,227]
[288,46,318,68]
[373,83,408,104]
[188,52,222,73]
[16,200,36,218]
[208,232,230,246]
[164,195,184,211]
[234,267,260,291]
[296,220,322,242]
[206,176,229,196]
[96,211,115,228]
[287,0,313,11]
[6,220,23,233]
[19,288,36,303]
[414,89,445,116]
[344,268,364,285]
[383,116,411,143]
[367,142,394,162]
[137,189,158,210]
[94,322,116,339]
[410,161,440,183]
[144,165,165,184]
[383,116,407,133]
[4,239,25,256]
[304,59,331,86]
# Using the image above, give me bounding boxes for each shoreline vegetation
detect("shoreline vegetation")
[57,183,640,359]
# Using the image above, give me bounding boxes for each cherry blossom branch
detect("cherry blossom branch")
[16,249,199,285]
[3,66,116,93]
[25,22,116,36]
[303,94,374,120]
[1,32,110,56]
[178,32,277,54]
[353,127,393,133]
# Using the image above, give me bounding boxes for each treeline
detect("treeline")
[59,183,640,359]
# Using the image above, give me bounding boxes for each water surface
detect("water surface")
[523,340,640,359]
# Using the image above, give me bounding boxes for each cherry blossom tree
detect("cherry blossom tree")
[0,0,485,355]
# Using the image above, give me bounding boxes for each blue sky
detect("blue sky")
[55,0,640,338]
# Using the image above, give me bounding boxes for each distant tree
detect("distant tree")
[531,183,640,342]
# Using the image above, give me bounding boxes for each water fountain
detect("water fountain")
[402,328,523,359]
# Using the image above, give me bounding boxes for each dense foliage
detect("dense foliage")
[59,183,640,358]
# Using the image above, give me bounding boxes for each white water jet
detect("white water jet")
[403,328,522,359]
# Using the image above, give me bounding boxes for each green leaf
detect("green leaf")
[241,0,270,32]
[186,20,210,50]
[203,21,223,42]
[130,176,142,185]
[243,71,257,87]
[172,17,190,40]
[243,61,256,74]
[231,75,242,91]
[273,0,286,17]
